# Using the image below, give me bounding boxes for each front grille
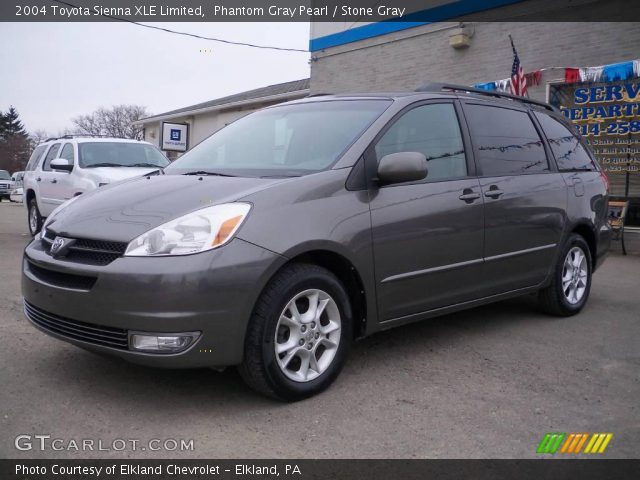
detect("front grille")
[24,300,129,350]
[42,230,127,266]
[26,260,97,290]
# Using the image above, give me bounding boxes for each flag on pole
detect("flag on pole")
[509,35,527,96]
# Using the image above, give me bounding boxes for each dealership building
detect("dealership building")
[135,79,309,159]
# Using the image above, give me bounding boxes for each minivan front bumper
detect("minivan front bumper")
[22,237,285,368]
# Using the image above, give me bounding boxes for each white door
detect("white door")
[37,142,62,216]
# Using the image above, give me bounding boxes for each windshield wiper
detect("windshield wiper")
[563,166,595,172]
[128,163,164,168]
[85,162,124,168]
[182,170,236,177]
[260,174,302,178]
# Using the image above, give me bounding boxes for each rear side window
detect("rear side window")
[375,103,467,180]
[465,104,548,176]
[534,112,597,171]
[59,143,75,163]
[26,145,47,171]
[42,143,61,171]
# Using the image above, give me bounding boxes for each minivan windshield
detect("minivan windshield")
[0,170,10,180]
[165,100,392,177]
[78,142,170,169]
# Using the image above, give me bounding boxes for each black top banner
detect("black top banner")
[2,0,640,22]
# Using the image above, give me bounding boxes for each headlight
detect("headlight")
[124,203,251,256]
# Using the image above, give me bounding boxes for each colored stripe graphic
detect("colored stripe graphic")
[540,433,613,454]
[584,433,613,454]
[537,433,565,454]
[560,433,589,453]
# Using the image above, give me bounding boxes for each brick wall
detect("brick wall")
[310,22,640,101]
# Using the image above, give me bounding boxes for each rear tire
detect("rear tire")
[28,198,43,236]
[238,263,352,401]
[538,234,592,316]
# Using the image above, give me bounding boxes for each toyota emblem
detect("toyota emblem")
[50,237,65,255]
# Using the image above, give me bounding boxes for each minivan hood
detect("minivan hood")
[47,174,286,242]
[81,166,160,184]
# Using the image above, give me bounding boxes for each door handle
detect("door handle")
[484,186,504,199]
[36,177,41,182]
[50,179,57,184]
[459,189,481,203]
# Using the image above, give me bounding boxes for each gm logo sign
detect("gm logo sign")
[537,432,613,454]
[170,129,181,141]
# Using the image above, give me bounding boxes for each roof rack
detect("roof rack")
[416,83,557,112]
[43,134,132,142]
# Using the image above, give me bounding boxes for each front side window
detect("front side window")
[534,112,597,171]
[465,104,548,176]
[59,143,75,163]
[42,143,61,171]
[78,143,169,169]
[165,100,392,177]
[375,103,467,180]
[26,145,46,171]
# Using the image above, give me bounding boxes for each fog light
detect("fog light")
[129,332,200,353]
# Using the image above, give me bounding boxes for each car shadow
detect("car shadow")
[40,294,550,412]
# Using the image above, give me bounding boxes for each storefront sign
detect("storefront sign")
[161,122,189,152]
[552,80,640,178]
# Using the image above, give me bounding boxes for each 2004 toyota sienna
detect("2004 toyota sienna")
[22,84,611,400]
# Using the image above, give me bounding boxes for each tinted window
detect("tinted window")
[78,143,169,168]
[26,145,47,171]
[42,143,61,171]
[59,143,75,163]
[165,100,391,177]
[535,112,597,171]
[375,103,467,180]
[466,105,548,176]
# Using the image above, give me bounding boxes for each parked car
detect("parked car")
[22,85,610,400]
[10,187,24,203]
[0,169,15,201]
[22,135,169,235]
[11,171,25,187]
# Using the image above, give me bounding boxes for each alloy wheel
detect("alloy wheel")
[562,246,588,305]
[274,289,342,382]
[29,206,38,233]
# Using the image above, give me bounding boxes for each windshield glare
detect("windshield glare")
[165,100,391,177]
[78,142,169,168]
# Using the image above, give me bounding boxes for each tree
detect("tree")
[29,129,51,148]
[72,105,149,140]
[0,106,31,172]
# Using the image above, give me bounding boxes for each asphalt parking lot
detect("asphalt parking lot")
[0,201,638,459]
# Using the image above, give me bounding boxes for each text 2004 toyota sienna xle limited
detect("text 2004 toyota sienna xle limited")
[22,85,610,400]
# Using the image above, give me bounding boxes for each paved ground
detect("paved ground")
[0,201,638,459]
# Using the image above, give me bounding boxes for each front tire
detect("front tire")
[28,198,43,236]
[239,263,353,401]
[539,234,592,316]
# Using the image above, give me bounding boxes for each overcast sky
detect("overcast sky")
[0,22,310,134]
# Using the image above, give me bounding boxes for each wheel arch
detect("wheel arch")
[253,245,372,340]
[25,188,36,205]
[569,222,597,270]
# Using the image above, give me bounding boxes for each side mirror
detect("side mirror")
[377,152,428,185]
[50,158,73,172]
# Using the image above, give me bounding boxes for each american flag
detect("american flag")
[509,36,527,96]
